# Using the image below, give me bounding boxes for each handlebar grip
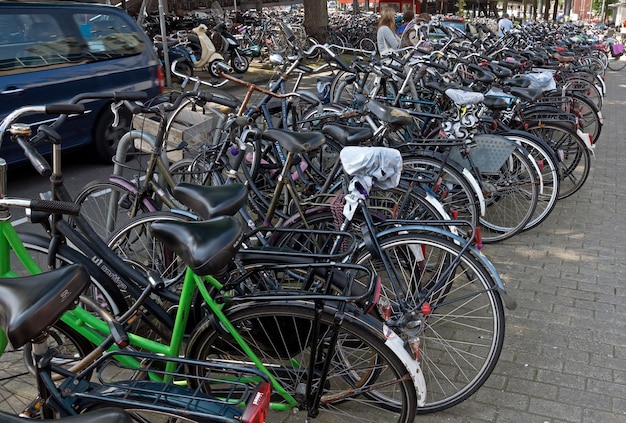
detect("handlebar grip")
[112,92,148,101]
[30,199,81,215]
[44,104,85,115]
[199,90,240,109]
[15,137,51,176]
[333,54,352,72]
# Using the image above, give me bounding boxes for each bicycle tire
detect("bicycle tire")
[74,180,154,241]
[607,53,626,71]
[354,231,506,413]
[496,130,561,230]
[107,211,191,288]
[186,301,417,422]
[401,152,482,228]
[476,146,540,243]
[525,121,591,199]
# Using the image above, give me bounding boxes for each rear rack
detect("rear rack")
[60,350,270,423]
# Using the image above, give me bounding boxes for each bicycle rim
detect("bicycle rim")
[478,148,539,243]
[526,122,591,199]
[355,232,505,413]
[186,302,416,422]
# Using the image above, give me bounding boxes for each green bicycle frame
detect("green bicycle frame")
[59,267,297,411]
[0,217,296,410]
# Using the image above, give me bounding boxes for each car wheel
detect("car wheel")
[93,106,132,163]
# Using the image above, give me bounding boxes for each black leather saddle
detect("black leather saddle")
[322,124,373,146]
[172,183,247,220]
[148,216,243,277]
[509,87,543,102]
[365,99,414,126]
[262,129,326,154]
[0,264,89,349]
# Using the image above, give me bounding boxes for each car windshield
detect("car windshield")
[442,20,465,34]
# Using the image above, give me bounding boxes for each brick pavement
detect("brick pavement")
[1,60,626,422]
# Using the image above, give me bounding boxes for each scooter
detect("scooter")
[184,23,226,77]
[153,34,195,80]
[214,22,250,73]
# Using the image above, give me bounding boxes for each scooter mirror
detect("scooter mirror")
[269,53,284,65]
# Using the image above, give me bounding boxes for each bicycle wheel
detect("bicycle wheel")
[74,180,154,241]
[476,147,539,243]
[401,152,482,228]
[359,37,377,54]
[525,121,591,199]
[497,131,561,230]
[107,211,191,288]
[607,53,626,71]
[0,320,93,415]
[355,231,506,413]
[186,301,417,422]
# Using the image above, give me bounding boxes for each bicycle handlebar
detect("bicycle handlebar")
[0,104,85,146]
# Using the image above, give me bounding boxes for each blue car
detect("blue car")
[0,2,164,166]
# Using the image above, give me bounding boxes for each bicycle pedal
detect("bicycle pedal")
[20,396,42,418]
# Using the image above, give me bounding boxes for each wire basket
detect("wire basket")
[60,350,269,423]
[449,134,517,175]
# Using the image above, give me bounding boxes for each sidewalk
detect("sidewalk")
[416,67,626,422]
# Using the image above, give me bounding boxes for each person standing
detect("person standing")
[377,7,400,56]
[497,13,513,38]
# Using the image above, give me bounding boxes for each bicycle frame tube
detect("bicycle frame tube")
[0,221,44,277]
[60,266,298,410]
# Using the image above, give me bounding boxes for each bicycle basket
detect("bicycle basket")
[612,43,624,57]
[448,134,517,175]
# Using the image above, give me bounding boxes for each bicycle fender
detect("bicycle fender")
[383,325,426,406]
[106,176,159,212]
[461,167,486,217]
[296,89,322,106]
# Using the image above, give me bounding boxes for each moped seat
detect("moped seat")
[262,129,326,154]
[173,183,247,220]
[149,216,243,277]
[0,265,89,349]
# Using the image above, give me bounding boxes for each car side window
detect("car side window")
[0,9,145,73]
[76,13,144,57]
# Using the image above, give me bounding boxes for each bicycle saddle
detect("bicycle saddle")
[0,408,132,423]
[321,123,373,146]
[508,86,543,102]
[483,96,510,110]
[173,183,247,220]
[262,129,326,154]
[502,76,532,88]
[364,99,414,126]
[0,264,89,349]
[149,216,243,277]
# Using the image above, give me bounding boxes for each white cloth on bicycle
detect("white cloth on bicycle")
[340,146,402,219]
[525,71,556,92]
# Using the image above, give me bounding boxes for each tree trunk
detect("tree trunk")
[543,0,551,20]
[303,0,330,42]
[552,0,558,20]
